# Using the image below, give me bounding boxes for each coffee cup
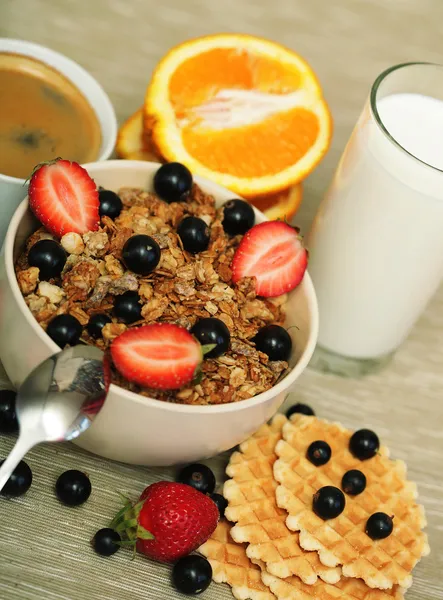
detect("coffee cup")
[0,38,117,244]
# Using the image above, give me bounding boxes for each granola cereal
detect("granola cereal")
[16,183,291,406]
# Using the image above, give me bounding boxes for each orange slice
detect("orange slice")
[253,184,303,221]
[145,34,332,197]
[116,106,302,220]
[116,108,161,161]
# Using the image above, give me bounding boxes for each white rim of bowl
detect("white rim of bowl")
[0,38,117,184]
[4,160,319,414]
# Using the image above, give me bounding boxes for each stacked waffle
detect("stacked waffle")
[199,414,429,600]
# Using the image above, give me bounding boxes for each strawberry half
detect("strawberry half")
[111,323,202,390]
[28,158,100,237]
[231,221,308,297]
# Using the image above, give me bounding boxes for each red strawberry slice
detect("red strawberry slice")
[231,221,308,297]
[29,159,99,237]
[111,323,202,390]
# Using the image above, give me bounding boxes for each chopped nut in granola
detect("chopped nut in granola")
[240,299,274,321]
[38,281,65,304]
[104,254,124,277]
[61,232,85,255]
[158,250,178,274]
[229,367,247,388]
[25,294,57,326]
[102,322,127,341]
[87,276,112,307]
[68,306,90,326]
[17,267,39,295]
[63,260,100,301]
[83,231,109,257]
[62,254,81,275]
[174,280,195,298]
[139,282,154,302]
[141,296,168,321]
[204,301,218,315]
[108,273,138,295]
[176,263,195,281]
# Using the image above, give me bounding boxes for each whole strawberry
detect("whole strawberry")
[111,482,218,563]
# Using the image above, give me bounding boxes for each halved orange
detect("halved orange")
[116,108,161,161]
[145,34,332,197]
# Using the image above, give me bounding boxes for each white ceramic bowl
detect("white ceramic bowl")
[0,161,318,466]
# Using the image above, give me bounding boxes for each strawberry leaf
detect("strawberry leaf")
[201,343,217,356]
[114,518,137,533]
[137,525,155,541]
[132,500,146,518]
[192,370,204,385]
[109,495,154,549]
[109,501,133,529]
[116,540,137,547]
[118,492,132,505]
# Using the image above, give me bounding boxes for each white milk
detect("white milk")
[308,93,443,359]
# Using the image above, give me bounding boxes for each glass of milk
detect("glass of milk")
[307,63,443,376]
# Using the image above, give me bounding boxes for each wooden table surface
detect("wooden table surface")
[1,0,442,599]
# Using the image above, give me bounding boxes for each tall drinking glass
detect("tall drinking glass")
[307,63,443,376]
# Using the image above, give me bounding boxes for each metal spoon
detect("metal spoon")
[0,345,109,493]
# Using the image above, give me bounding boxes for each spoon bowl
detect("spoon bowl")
[0,345,109,494]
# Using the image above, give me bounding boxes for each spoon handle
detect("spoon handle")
[0,435,35,493]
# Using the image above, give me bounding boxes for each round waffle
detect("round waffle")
[274,415,430,590]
